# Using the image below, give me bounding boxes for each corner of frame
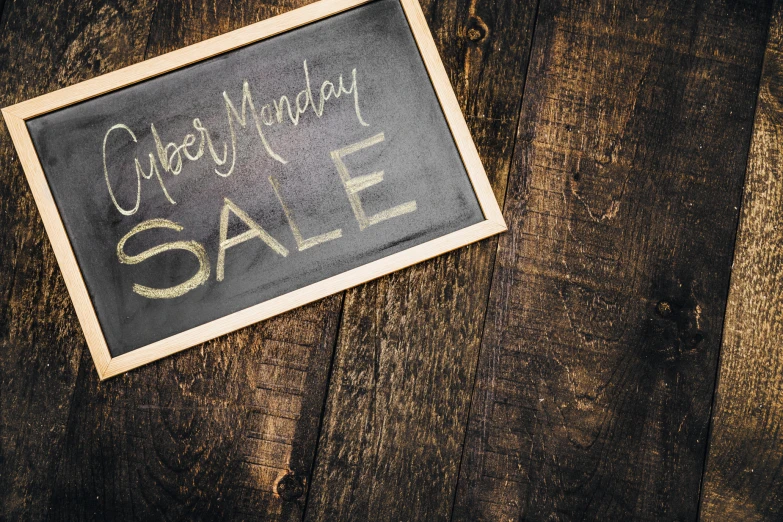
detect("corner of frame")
[490,214,508,234]
[98,357,119,381]
[2,105,24,129]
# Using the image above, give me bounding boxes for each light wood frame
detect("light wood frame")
[2,0,506,379]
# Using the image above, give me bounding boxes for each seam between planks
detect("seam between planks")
[301,293,347,520]
[141,0,162,60]
[446,0,543,519]
[694,7,776,521]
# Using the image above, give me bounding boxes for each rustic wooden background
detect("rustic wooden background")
[1,0,781,520]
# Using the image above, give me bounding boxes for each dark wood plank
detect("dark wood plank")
[700,2,783,519]
[55,0,341,520]
[2,0,342,520]
[0,1,157,519]
[0,1,8,33]
[49,302,340,520]
[452,1,771,520]
[304,1,539,520]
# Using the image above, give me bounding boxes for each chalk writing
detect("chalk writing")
[105,57,421,300]
[103,60,369,215]
[217,197,289,282]
[115,134,419,299]
[117,219,210,298]
[269,175,343,251]
[331,132,417,230]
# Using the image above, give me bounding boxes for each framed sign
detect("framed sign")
[2,0,506,379]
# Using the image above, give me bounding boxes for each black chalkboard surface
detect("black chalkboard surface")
[6,0,505,377]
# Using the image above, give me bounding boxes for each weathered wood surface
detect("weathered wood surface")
[0,2,157,518]
[3,0,783,520]
[304,0,538,520]
[451,0,772,520]
[700,1,783,519]
[0,1,341,520]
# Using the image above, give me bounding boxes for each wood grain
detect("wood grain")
[1,0,341,519]
[304,0,538,520]
[4,0,783,520]
[46,304,340,520]
[0,1,157,518]
[452,1,772,520]
[700,1,783,519]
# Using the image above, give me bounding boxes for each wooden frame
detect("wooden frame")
[1,0,506,380]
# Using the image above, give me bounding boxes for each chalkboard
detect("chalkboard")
[3,0,505,378]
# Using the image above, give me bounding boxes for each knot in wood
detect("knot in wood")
[596,152,612,165]
[656,300,673,318]
[466,16,488,42]
[276,472,305,501]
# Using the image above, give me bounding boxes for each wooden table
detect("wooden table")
[1,0,781,520]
